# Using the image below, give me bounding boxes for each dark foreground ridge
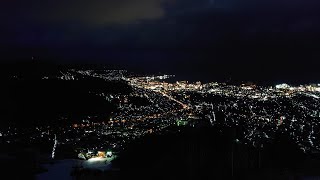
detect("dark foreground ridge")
[69,126,320,180]
[121,127,318,180]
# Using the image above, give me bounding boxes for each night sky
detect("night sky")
[1,0,320,83]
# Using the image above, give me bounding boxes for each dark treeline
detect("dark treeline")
[115,126,319,180]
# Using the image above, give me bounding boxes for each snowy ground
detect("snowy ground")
[82,157,113,170]
[37,157,114,180]
[37,159,79,180]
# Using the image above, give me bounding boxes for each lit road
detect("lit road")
[127,78,190,109]
[158,90,190,109]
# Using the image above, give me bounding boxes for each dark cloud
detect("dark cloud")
[1,0,320,78]
[0,0,173,25]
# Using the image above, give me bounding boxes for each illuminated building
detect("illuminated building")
[106,151,113,157]
[97,151,106,158]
